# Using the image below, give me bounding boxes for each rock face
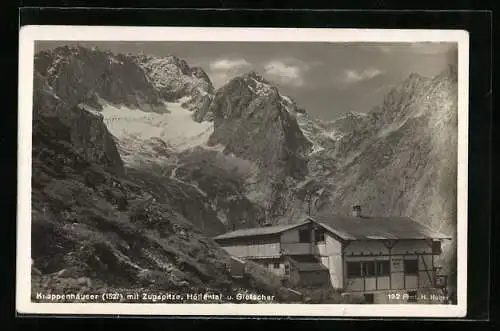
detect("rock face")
[208,71,312,179]
[328,111,368,135]
[133,54,215,120]
[32,70,222,285]
[31,49,296,300]
[204,72,316,221]
[33,73,125,176]
[307,66,458,289]
[317,67,458,234]
[34,46,163,112]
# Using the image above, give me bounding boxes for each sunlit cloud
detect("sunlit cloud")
[342,67,384,84]
[263,58,321,88]
[264,60,305,87]
[209,58,252,71]
[208,57,252,87]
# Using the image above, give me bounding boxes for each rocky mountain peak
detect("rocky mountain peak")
[130,53,216,121]
[320,67,458,225]
[207,70,311,180]
[243,70,268,81]
[407,71,424,80]
[34,46,163,112]
[368,71,433,125]
[134,54,214,99]
[401,72,430,90]
[191,66,212,84]
[229,71,279,98]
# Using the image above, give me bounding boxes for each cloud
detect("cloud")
[207,57,321,89]
[342,67,384,84]
[209,58,251,71]
[264,61,304,86]
[263,59,319,87]
[208,57,252,87]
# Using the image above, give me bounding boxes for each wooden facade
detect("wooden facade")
[214,216,450,301]
[342,239,439,293]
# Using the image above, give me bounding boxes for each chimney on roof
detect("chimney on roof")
[352,205,362,217]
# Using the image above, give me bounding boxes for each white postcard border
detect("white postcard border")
[17,25,469,317]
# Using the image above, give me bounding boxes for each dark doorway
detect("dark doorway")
[364,293,374,304]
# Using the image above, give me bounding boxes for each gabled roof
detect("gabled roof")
[311,214,451,240]
[213,221,310,241]
[213,213,451,242]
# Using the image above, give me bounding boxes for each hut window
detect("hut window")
[314,230,325,243]
[404,259,419,275]
[346,262,362,278]
[273,263,280,269]
[376,260,390,276]
[299,229,310,243]
[348,261,390,278]
[363,261,376,277]
[284,264,290,275]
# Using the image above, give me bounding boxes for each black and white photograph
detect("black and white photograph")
[16,26,469,317]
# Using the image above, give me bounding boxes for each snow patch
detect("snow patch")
[280,95,293,108]
[322,130,342,140]
[116,135,175,170]
[178,95,192,104]
[281,101,295,114]
[197,87,208,96]
[169,163,207,197]
[281,95,292,104]
[309,144,325,155]
[78,103,102,117]
[375,119,407,139]
[99,100,213,152]
[199,143,226,153]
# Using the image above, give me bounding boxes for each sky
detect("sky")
[36,41,458,121]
